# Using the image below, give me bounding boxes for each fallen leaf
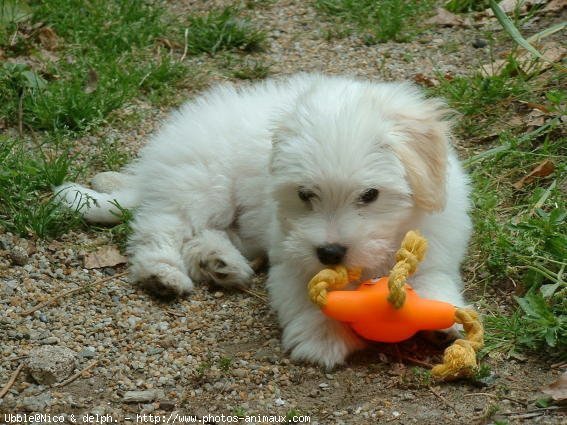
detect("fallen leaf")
[84,68,98,94]
[485,0,547,16]
[517,101,551,113]
[426,8,467,27]
[513,159,555,189]
[84,245,127,269]
[412,73,439,87]
[38,27,58,50]
[543,0,567,13]
[542,371,567,402]
[526,108,546,127]
[156,37,181,49]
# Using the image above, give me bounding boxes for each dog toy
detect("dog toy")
[307,230,484,381]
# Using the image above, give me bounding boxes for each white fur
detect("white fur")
[55,74,472,368]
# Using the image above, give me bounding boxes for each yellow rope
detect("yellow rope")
[387,230,428,309]
[431,308,484,380]
[307,265,361,307]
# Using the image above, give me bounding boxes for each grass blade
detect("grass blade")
[489,0,544,60]
[527,21,567,44]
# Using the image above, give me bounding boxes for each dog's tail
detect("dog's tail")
[53,172,139,224]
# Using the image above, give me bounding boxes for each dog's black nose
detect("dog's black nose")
[316,244,347,265]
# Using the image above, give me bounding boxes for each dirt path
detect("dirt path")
[1,1,565,424]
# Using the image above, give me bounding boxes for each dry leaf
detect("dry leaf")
[486,0,547,16]
[412,73,439,87]
[84,245,127,269]
[542,371,567,402]
[84,68,98,94]
[513,159,555,189]
[38,27,58,50]
[543,0,567,13]
[526,108,546,127]
[426,8,467,27]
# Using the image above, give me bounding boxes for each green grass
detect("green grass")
[184,7,266,55]
[315,0,436,43]
[0,135,84,237]
[445,0,490,13]
[1,0,187,133]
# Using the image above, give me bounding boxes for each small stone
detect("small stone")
[274,397,286,406]
[319,383,329,389]
[1,279,18,296]
[103,267,116,276]
[27,346,77,385]
[233,368,247,378]
[472,38,488,48]
[147,347,164,356]
[214,291,224,298]
[159,400,176,411]
[38,313,49,323]
[123,390,165,403]
[10,246,29,266]
[79,347,96,359]
[41,336,60,345]
[21,392,53,411]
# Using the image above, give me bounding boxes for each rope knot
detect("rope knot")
[387,231,428,309]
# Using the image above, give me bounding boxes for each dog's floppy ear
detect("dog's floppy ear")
[389,98,452,212]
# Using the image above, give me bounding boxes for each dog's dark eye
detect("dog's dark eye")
[358,188,379,204]
[298,187,315,202]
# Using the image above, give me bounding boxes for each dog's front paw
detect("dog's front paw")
[198,253,254,288]
[132,261,194,299]
[284,319,365,370]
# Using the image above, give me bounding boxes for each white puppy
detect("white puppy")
[55,74,472,369]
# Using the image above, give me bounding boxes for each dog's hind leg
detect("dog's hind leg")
[182,229,254,288]
[128,209,194,298]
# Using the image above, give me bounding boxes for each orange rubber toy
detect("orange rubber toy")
[307,230,484,381]
[323,277,456,342]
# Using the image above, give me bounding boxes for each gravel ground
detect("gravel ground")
[1,1,565,424]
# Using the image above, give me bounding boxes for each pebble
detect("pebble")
[40,336,60,345]
[10,246,29,266]
[122,390,165,403]
[472,38,488,48]
[26,346,77,385]
[21,393,53,412]
[79,347,97,359]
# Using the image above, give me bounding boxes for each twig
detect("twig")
[551,360,567,369]
[429,386,460,416]
[402,356,434,368]
[464,392,528,407]
[19,272,128,315]
[180,27,189,62]
[166,309,186,317]
[5,355,28,362]
[236,286,268,303]
[0,364,24,399]
[500,406,565,416]
[54,360,98,388]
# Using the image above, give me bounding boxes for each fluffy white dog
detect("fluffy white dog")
[56,74,472,368]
